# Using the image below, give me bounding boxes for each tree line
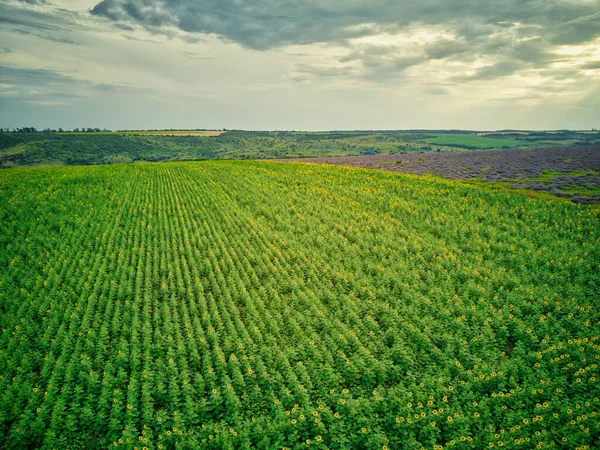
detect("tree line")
[1,127,112,133]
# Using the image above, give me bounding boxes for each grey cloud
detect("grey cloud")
[91,0,171,27]
[456,60,524,82]
[335,44,428,82]
[363,54,425,80]
[294,63,358,80]
[0,66,74,86]
[0,10,57,31]
[494,92,542,103]
[87,0,600,86]
[0,66,152,105]
[583,61,600,70]
[94,81,153,94]
[89,0,122,21]
[334,20,564,83]
[510,39,555,64]
[424,87,450,95]
[424,38,469,60]
[0,2,72,31]
[89,0,600,50]
[454,22,500,41]
[0,1,85,46]
[10,27,79,45]
[550,12,600,45]
[181,51,215,60]
[115,23,135,31]
[179,34,207,44]
[122,34,160,43]
[537,67,589,82]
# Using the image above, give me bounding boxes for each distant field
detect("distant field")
[285,145,600,204]
[424,134,523,149]
[476,131,530,136]
[122,130,226,137]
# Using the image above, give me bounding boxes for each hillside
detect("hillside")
[0,161,599,449]
[1,130,599,168]
[284,146,600,205]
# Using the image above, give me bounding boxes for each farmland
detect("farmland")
[422,134,523,149]
[122,131,226,137]
[1,161,599,449]
[286,146,600,204]
[2,130,599,168]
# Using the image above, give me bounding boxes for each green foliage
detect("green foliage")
[2,130,599,168]
[0,133,21,151]
[423,134,523,149]
[0,131,444,167]
[0,161,599,449]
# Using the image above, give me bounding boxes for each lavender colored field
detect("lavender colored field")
[284,145,600,204]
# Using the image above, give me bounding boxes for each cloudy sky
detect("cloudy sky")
[1,0,599,130]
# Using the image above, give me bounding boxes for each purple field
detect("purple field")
[284,145,600,204]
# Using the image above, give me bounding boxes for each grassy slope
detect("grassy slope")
[424,134,523,148]
[58,130,225,136]
[1,161,598,449]
[3,130,600,168]
[7,130,595,167]
[0,131,445,167]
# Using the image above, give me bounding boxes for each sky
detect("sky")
[0,0,599,130]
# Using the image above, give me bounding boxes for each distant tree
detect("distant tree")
[58,128,64,133]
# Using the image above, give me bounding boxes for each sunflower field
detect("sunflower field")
[0,161,598,449]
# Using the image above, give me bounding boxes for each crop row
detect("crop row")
[0,161,598,449]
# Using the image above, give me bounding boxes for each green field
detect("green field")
[423,134,523,149]
[1,161,598,449]
[57,131,225,136]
